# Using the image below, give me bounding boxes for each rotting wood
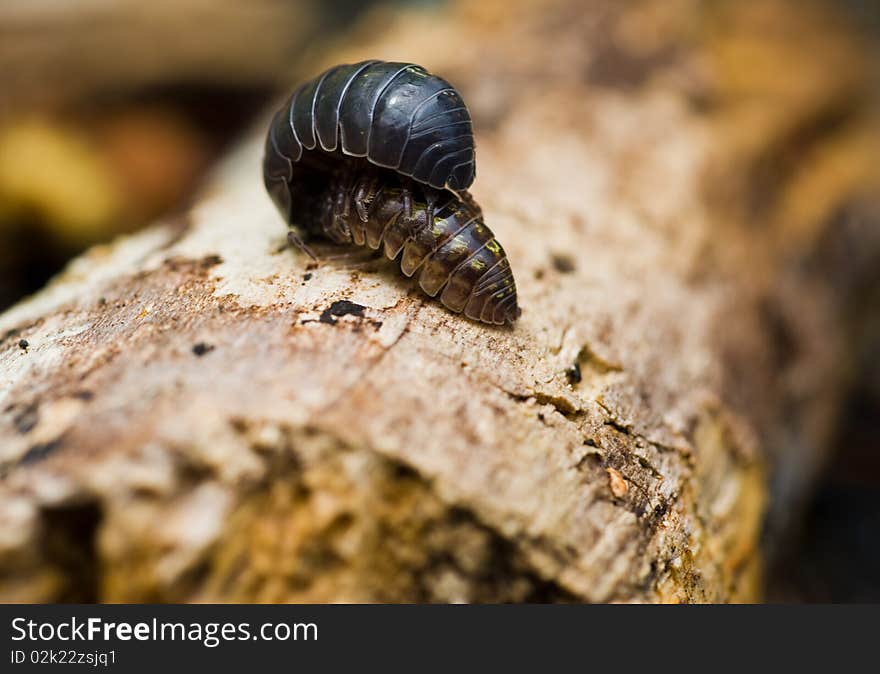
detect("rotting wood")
[0,0,877,602]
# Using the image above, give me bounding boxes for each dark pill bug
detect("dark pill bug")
[263,60,521,325]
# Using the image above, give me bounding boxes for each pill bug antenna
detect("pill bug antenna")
[287,230,317,261]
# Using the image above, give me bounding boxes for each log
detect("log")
[0,0,876,603]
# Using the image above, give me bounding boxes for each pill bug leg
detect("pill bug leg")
[423,186,440,235]
[397,178,426,239]
[324,178,354,244]
[353,174,382,222]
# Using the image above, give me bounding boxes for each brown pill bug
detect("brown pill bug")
[263,60,520,325]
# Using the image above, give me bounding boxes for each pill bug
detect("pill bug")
[263,60,520,325]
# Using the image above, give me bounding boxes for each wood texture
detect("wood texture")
[0,0,876,602]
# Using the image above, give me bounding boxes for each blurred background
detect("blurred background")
[0,0,877,602]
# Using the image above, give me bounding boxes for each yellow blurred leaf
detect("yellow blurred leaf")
[0,119,121,246]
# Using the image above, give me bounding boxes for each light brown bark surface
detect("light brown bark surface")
[0,0,876,602]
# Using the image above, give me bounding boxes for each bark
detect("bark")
[0,0,876,602]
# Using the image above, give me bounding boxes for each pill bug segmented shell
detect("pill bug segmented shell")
[263,60,521,325]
